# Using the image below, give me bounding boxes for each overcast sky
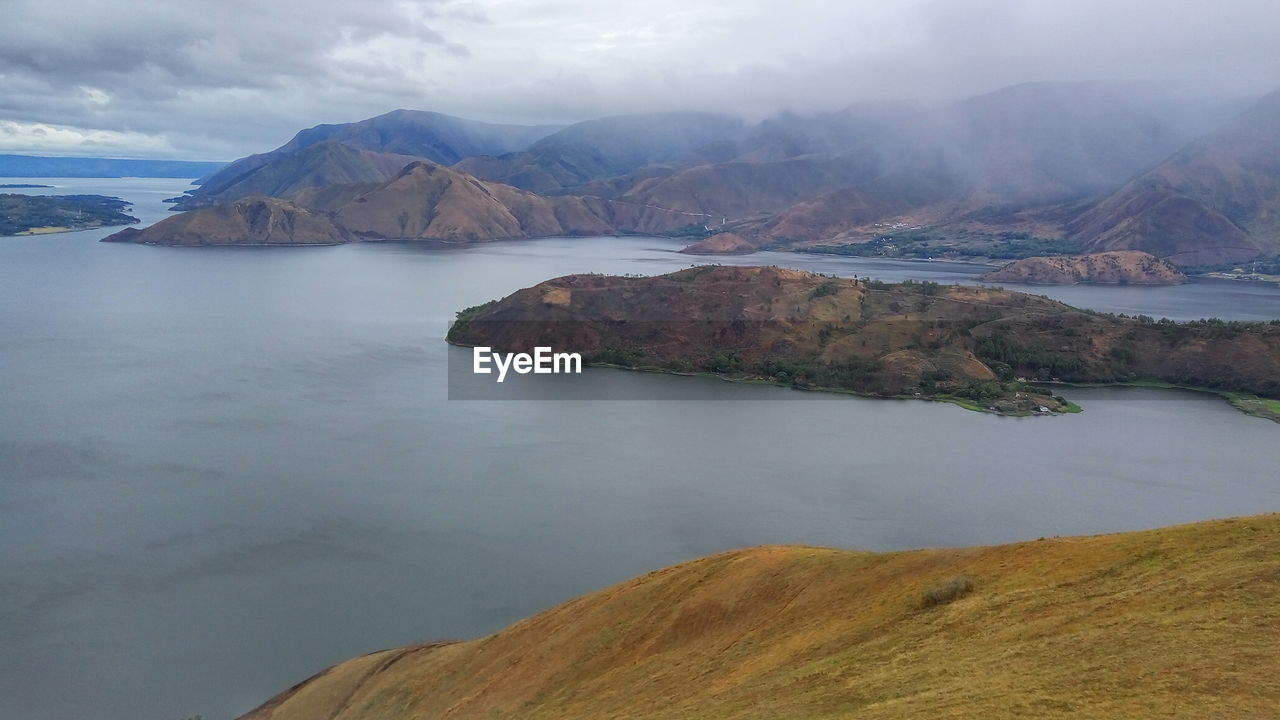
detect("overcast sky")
[2,0,1278,160]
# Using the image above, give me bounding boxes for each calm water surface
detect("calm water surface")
[2,179,1279,720]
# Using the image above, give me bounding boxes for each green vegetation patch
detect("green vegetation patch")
[811,230,1080,261]
[446,299,498,341]
[920,576,976,608]
[1225,393,1280,423]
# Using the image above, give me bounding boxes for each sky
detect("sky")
[1,0,1278,160]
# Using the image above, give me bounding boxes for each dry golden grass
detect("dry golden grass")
[242,515,1280,720]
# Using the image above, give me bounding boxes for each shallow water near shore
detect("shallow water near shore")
[2,179,1279,720]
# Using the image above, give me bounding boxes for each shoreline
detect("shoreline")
[6,221,134,237]
[446,340,1280,422]
[63,225,1280,287]
[446,339,1075,417]
[1197,270,1280,285]
[1040,379,1280,423]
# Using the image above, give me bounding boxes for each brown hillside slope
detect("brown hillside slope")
[171,141,424,211]
[757,187,907,245]
[679,231,758,254]
[103,197,348,246]
[106,162,705,245]
[330,161,528,240]
[330,162,702,241]
[241,514,1280,720]
[1072,185,1261,266]
[980,251,1187,285]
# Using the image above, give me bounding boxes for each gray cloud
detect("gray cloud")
[1,0,1278,159]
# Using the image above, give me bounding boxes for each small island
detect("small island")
[448,265,1280,418]
[979,250,1187,285]
[679,231,760,255]
[1,193,138,236]
[0,183,53,189]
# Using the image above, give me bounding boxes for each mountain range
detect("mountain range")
[180,109,560,208]
[125,83,1280,268]
[0,154,225,179]
[114,160,703,245]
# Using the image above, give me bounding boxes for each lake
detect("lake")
[2,178,1279,720]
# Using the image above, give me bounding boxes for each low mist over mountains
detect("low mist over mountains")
[455,112,745,193]
[1074,89,1280,265]
[139,82,1280,267]
[185,110,563,208]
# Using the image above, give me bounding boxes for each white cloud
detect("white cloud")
[0,120,178,158]
[1,0,1278,158]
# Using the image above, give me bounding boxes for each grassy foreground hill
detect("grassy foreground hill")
[240,514,1280,719]
[447,266,1280,415]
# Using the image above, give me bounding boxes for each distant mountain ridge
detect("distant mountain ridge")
[169,142,424,210]
[276,109,561,163]
[188,109,563,205]
[0,154,225,179]
[454,112,745,193]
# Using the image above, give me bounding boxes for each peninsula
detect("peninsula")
[447,266,1280,416]
[0,193,137,235]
